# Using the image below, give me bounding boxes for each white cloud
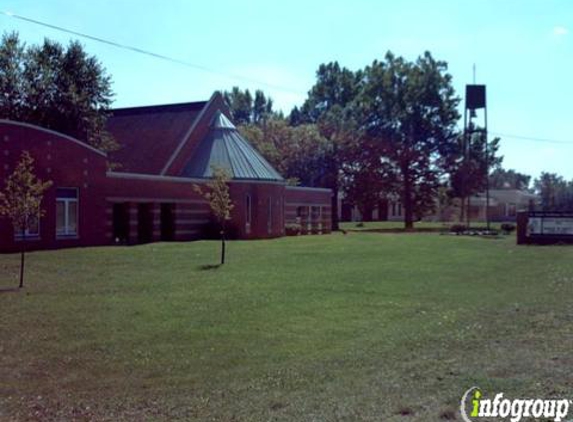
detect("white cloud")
[553,26,568,37]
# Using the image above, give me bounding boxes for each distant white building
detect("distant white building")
[338,189,538,223]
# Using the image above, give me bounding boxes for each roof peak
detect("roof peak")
[211,110,236,130]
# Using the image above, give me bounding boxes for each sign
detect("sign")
[528,217,573,236]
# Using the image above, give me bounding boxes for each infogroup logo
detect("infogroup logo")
[460,387,571,422]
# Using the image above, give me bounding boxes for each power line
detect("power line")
[0,10,305,96]
[2,10,573,147]
[490,131,573,145]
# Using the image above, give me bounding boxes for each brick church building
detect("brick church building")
[0,92,332,253]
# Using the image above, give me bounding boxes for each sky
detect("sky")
[2,0,573,181]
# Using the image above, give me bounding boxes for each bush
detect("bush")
[356,222,365,228]
[501,223,516,235]
[285,223,302,236]
[450,224,467,234]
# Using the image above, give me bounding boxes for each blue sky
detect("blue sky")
[2,0,573,181]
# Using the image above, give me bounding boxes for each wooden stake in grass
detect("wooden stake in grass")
[193,167,234,265]
[0,151,52,288]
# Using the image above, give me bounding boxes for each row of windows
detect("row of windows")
[17,188,78,239]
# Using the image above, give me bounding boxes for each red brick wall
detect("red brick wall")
[229,182,286,239]
[1,121,334,253]
[0,121,109,253]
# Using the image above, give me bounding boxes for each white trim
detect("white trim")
[107,171,205,184]
[285,185,332,194]
[56,188,79,238]
[0,119,107,157]
[106,171,286,185]
[160,92,218,175]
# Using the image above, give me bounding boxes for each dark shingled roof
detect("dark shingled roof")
[182,111,283,181]
[107,101,206,174]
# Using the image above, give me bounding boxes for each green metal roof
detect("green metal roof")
[182,111,284,181]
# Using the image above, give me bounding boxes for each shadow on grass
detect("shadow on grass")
[0,286,21,294]
[198,264,222,271]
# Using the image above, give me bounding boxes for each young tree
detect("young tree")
[0,151,52,288]
[194,167,234,265]
[0,32,117,153]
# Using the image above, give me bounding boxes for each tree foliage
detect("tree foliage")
[193,167,234,264]
[354,52,461,228]
[238,118,331,186]
[490,168,531,190]
[0,150,52,287]
[445,128,502,221]
[0,150,52,234]
[295,62,362,228]
[223,87,274,125]
[0,32,116,153]
[534,172,573,211]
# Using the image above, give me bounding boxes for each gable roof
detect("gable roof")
[106,101,207,174]
[181,111,283,181]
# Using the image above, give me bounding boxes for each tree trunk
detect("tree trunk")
[220,232,226,265]
[402,166,414,230]
[331,181,340,231]
[19,229,25,288]
[466,196,471,229]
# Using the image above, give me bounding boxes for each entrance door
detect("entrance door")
[112,203,129,244]
[137,203,153,244]
[160,203,175,241]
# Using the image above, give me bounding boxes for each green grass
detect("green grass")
[1,233,572,421]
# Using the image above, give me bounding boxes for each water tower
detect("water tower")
[463,80,490,230]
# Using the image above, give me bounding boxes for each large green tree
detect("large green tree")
[490,168,531,190]
[296,62,362,229]
[355,52,461,229]
[534,172,573,211]
[0,32,117,153]
[223,87,274,125]
[239,117,330,186]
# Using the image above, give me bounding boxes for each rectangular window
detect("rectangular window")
[56,188,79,238]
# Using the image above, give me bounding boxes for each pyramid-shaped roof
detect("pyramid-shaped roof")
[181,111,283,181]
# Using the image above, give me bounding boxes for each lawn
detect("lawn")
[1,232,572,421]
